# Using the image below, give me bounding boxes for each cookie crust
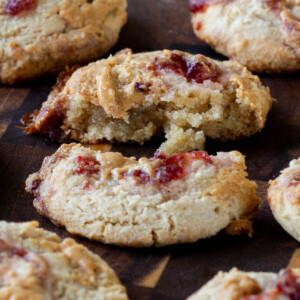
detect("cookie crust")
[26,143,260,247]
[21,49,274,154]
[187,267,300,300]
[268,157,300,241]
[0,0,127,84]
[0,220,128,299]
[190,0,300,73]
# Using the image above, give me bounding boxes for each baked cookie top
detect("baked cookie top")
[187,267,300,300]
[25,143,260,247]
[0,220,128,300]
[268,157,300,241]
[21,49,274,154]
[0,0,127,84]
[189,0,300,73]
[188,268,300,300]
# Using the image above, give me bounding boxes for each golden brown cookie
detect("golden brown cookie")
[0,0,127,84]
[0,220,128,299]
[25,143,260,247]
[187,267,300,300]
[268,157,300,241]
[21,49,274,154]
[189,0,300,73]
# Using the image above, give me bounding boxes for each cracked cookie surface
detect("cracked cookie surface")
[190,0,300,73]
[21,49,274,154]
[26,143,260,247]
[0,220,128,300]
[268,157,300,242]
[0,0,127,84]
[187,267,300,300]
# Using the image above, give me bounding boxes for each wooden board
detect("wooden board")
[0,0,300,299]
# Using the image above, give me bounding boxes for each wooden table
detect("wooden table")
[0,1,300,299]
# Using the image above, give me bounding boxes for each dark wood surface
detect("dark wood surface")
[0,1,300,299]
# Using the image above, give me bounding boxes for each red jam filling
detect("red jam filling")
[276,269,300,299]
[30,179,42,194]
[134,82,151,93]
[126,151,212,185]
[189,0,210,13]
[196,22,202,31]
[151,53,219,84]
[21,99,67,142]
[126,170,150,184]
[74,156,100,176]
[0,239,27,257]
[263,0,281,15]
[240,269,300,300]
[3,0,37,15]
[38,104,66,142]
[20,66,79,142]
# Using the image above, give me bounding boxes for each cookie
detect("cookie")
[0,0,127,84]
[268,157,300,241]
[25,143,260,247]
[189,0,300,73]
[187,267,300,299]
[0,220,128,299]
[20,49,274,154]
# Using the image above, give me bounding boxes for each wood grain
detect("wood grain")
[0,0,299,299]
[137,254,171,288]
[288,249,300,268]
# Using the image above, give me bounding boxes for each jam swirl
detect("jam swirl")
[3,0,37,16]
[150,52,219,84]
[240,269,300,300]
[125,151,213,185]
[0,239,27,257]
[74,156,100,176]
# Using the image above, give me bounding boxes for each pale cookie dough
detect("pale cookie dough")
[187,267,300,300]
[25,143,260,247]
[268,157,300,242]
[189,0,300,73]
[0,220,128,300]
[21,49,274,154]
[0,0,127,84]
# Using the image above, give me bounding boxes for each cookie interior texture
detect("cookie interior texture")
[187,267,300,300]
[190,0,300,73]
[0,0,127,84]
[25,143,260,247]
[0,220,128,299]
[21,49,274,155]
[268,157,300,241]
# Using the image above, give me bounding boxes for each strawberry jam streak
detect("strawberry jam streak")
[189,0,234,13]
[240,269,300,300]
[126,151,212,185]
[151,53,219,84]
[74,156,100,176]
[263,0,282,15]
[126,170,150,184]
[3,0,37,15]
[189,0,210,12]
[21,66,79,142]
[0,239,27,257]
[30,179,42,193]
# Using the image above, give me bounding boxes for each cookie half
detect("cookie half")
[0,220,128,299]
[20,49,274,154]
[0,0,127,84]
[189,0,300,73]
[187,267,300,299]
[268,158,300,241]
[25,143,260,247]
